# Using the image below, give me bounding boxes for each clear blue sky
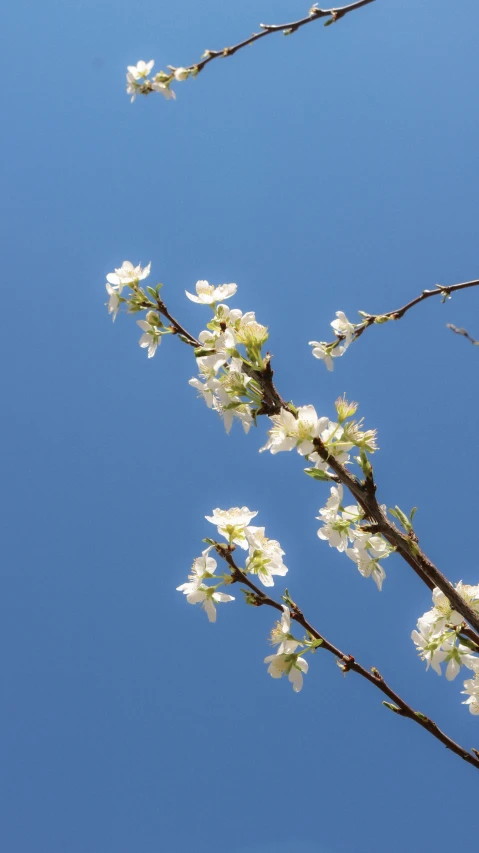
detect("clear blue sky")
[2,1,479,851]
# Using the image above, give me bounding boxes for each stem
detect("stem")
[218,547,479,773]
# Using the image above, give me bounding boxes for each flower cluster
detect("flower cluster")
[126,60,192,102]
[188,284,269,435]
[105,261,171,356]
[176,508,320,694]
[261,397,377,480]
[316,485,393,590]
[309,311,357,371]
[412,585,479,713]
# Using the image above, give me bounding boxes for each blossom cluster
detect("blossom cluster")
[176,507,318,693]
[187,282,269,435]
[176,507,289,622]
[261,396,378,480]
[316,485,392,590]
[412,585,479,714]
[104,260,169,356]
[126,60,191,102]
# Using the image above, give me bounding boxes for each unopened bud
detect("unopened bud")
[146,311,161,326]
[174,67,189,81]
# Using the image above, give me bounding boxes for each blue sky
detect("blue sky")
[2,1,479,850]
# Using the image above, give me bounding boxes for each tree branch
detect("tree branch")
[217,547,479,773]
[139,1,375,94]
[326,279,479,348]
[133,288,479,640]
[446,323,479,347]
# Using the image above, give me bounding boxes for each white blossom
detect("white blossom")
[184,585,234,622]
[264,652,308,692]
[245,526,288,586]
[330,311,356,345]
[185,280,237,305]
[151,81,176,100]
[176,548,217,596]
[174,67,189,81]
[309,341,345,371]
[137,319,161,358]
[411,622,450,676]
[127,60,154,80]
[126,72,139,102]
[107,261,151,287]
[188,376,219,408]
[269,606,301,654]
[260,405,327,456]
[213,384,252,435]
[206,507,258,549]
[462,675,479,715]
[105,282,121,321]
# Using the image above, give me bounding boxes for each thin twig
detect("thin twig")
[217,547,479,773]
[447,323,479,346]
[142,1,375,93]
[326,279,479,348]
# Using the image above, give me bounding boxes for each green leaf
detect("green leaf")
[389,505,411,532]
[410,506,418,521]
[146,286,157,300]
[382,701,403,714]
[304,467,331,481]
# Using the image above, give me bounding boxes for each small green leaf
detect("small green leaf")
[382,701,403,714]
[304,467,331,481]
[410,507,418,521]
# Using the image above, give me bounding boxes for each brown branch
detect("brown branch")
[216,546,479,773]
[310,437,479,643]
[146,290,479,642]
[140,1,375,94]
[447,323,479,346]
[326,279,479,349]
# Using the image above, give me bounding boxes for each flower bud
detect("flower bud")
[174,67,189,81]
[145,311,161,326]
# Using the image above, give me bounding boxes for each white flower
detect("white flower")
[260,405,327,456]
[212,385,252,435]
[105,282,121,321]
[309,341,345,371]
[126,71,139,102]
[245,526,288,586]
[346,542,386,591]
[264,652,308,693]
[137,320,161,358]
[188,376,219,408]
[185,280,237,305]
[127,60,154,80]
[107,261,151,287]
[462,675,479,715]
[176,548,217,597]
[411,623,451,676]
[205,506,258,549]
[206,507,257,528]
[151,81,176,100]
[269,606,301,654]
[184,584,234,622]
[174,67,189,81]
[444,644,479,680]
[330,311,356,345]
